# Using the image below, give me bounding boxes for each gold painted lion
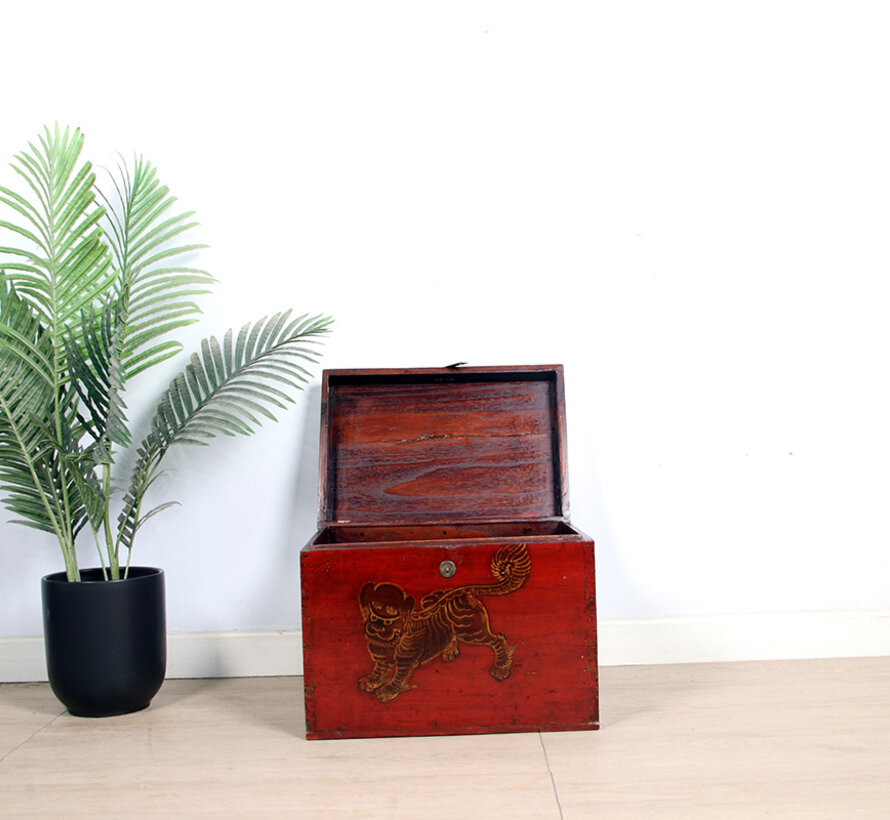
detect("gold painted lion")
[358,543,531,702]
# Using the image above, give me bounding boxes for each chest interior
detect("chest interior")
[310,365,574,546]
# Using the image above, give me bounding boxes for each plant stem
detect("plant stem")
[92,532,109,580]
[101,462,120,580]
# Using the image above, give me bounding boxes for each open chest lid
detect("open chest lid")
[316,364,570,527]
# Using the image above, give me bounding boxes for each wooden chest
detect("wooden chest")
[300,365,598,739]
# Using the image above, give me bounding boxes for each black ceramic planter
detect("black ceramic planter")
[41,567,166,717]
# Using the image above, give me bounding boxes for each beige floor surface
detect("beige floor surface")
[1,657,888,819]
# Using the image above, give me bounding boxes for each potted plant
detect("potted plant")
[0,125,331,716]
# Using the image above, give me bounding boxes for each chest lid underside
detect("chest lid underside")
[317,365,569,526]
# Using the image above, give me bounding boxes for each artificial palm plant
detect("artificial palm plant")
[0,125,331,583]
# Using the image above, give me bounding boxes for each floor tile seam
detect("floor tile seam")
[0,709,66,766]
[538,732,564,820]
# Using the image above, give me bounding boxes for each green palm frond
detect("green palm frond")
[0,273,68,536]
[0,125,112,354]
[66,297,130,450]
[0,273,100,559]
[66,157,215,463]
[99,156,214,379]
[116,312,332,551]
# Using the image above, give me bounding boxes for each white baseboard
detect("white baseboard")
[598,610,890,666]
[2,611,888,683]
[0,631,305,684]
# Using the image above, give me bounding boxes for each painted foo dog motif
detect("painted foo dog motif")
[358,544,531,703]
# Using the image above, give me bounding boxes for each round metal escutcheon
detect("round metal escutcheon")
[439,560,457,578]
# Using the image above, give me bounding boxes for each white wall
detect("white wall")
[2,2,889,647]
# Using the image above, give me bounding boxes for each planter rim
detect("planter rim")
[42,567,164,585]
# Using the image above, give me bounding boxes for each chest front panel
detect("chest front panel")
[301,537,598,740]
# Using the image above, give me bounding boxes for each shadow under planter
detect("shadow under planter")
[41,567,166,717]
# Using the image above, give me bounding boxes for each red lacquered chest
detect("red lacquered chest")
[300,365,598,739]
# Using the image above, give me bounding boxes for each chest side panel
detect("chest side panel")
[301,539,597,739]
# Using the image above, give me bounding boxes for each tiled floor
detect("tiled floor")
[1,657,888,818]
